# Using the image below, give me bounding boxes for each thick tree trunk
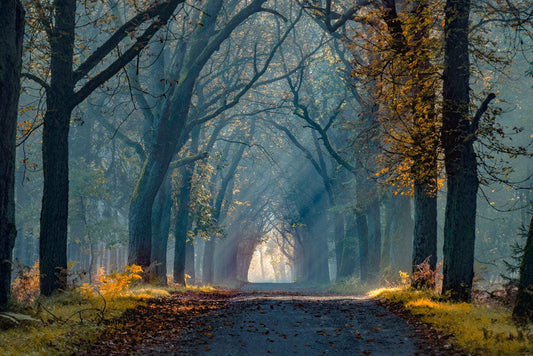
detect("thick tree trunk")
[39,0,76,296]
[237,239,257,282]
[412,182,437,287]
[128,137,181,269]
[128,96,190,270]
[513,212,533,321]
[441,0,477,302]
[40,106,73,295]
[151,174,172,284]
[0,0,24,308]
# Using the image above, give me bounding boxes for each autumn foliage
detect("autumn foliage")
[80,264,144,298]
[10,261,40,304]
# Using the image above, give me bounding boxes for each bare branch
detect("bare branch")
[21,73,50,91]
[169,151,209,170]
[470,93,496,136]
[73,0,184,83]
[73,0,183,106]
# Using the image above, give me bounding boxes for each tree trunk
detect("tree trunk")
[333,212,345,279]
[367,199,381,281]
[174,164,194,285]
[39,0,76,296]
[128,137,183,269]
[0,0,24,308]
[151,174,172,285]
[173,127,199,284]
[513,212,533,321]
[412,182,437,288]
[441,0,477,302]
[185,240,195,283]
[237,239,257,282]
[338,214,357,278]
[356,212,369,283]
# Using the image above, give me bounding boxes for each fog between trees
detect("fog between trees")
[1,0,532,312]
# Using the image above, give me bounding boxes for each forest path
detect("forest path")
[85,284,456,355]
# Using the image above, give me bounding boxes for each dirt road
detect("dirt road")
[157,284,447,355]
[86,284,455,355]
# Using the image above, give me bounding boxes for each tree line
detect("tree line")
[1,0,532,320]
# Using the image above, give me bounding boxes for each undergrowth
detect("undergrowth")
[373,287,533,355]
[0,264,214,355]
[327,276,372,295]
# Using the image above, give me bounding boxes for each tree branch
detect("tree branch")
[73,0,183,106]
[470,93,496,136]
[187,10,301,129]
[287,73,357,175]
[169,151,208,170]
[73,0,184,83]
[98,118,146,160]
[21,73,50,91]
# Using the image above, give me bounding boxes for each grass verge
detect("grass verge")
[0,286,176,355]
[373,287,533,355]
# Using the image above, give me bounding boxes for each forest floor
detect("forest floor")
[83,283,463,355]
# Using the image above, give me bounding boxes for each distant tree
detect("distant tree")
[0,0,24,309]
[127,1,298,270]
[513,209,533,321]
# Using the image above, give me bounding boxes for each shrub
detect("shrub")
[81,264,143,298]
[411,257,442,290]
[11,261,40,304]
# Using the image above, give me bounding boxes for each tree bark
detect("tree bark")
[0,0,24,308]
[441,0,478,302]
[412,182,437,287]
[513,211,533,321]
[39,0,76,296]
